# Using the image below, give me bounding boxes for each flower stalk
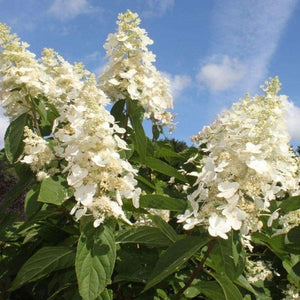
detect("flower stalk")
[176,238,216,298]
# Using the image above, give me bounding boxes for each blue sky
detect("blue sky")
[1,0,300,147]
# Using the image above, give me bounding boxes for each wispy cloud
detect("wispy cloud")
[93,63,106,77]
[162,72,192,99]
[284,100,300,142]
[83,51,106,76]
[143,0,175,18]
[197,55,246,93]
[48,0,94,21]
[200,0,297,93]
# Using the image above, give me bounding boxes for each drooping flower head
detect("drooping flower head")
[99,10,175,127]
[178,77,299,239]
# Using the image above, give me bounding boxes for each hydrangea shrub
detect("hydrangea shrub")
[0,10,299,300]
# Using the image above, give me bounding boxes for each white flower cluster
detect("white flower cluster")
[0,23,49,120]
[54,75,141,226]
[99,10,175,127]
[20,126,56,181]
[178,78,299,239]
[0,23,90,120]
[0,22,141,226]
[276,209,300,235]
[245,258,273,284]
[40,48,90,110]
[282,283,300,300]
[134,208,170,226]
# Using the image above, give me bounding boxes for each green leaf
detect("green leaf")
[252,232,288,257]
[18,206,62,232]
[4,113,29,163]
[76,224,116,300]
[144,235,210,291]
[38,176,68,205]
[96,288,113,300]
[235,275,258,297]
[0,174,34,215]
[127,99,147,159]
[110,99,126,127]
[209,272,243,300]
[33,95,59,136]
[287,226,300,244]
[140,194,186,212]
[149,215,179,243]
[115,244,159,283]
[10,246,75,291]
[14,159,31,178]
[25,185,42,219]
[283,254,300,284]
[0,212,19,238]
[279,196,300,213]
[293,261,300,277]
[206,231,245,280]
[285,226,300,254]
[47,284,74,300]
[144,157,187,183]
[154,145,184,161]
[136,174,156,190]
[184,280,226,299]
[116,226,173,247]
[152,124,161,140]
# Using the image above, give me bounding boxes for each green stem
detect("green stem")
[176,238,216,298]
[124,104,129,140]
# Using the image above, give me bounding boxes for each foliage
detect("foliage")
[0,10,299,300]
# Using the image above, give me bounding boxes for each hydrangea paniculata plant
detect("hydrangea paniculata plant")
[0,22,141,226]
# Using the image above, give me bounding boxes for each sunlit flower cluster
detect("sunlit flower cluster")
[40,48,90,110]
[54,75,141,226]
[0,23,50,120]
[0,23,89,120]
[99,10,175,127]
[178,77,299,239]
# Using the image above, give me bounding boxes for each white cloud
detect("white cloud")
[93,63,106,77]
[201,0,297,93]
[284,100,300,142]
[143,0,175,18]
[162,72,192,99]
[197,56,246,93]
[86,51,100,62]
[0,110,9,149]
[48,0,93,21]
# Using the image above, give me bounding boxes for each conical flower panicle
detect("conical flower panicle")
[179,77,300,240]
[0,23,50,120]
[54,75,141,226]
[0,23,91,120]
[99,10,175,127]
